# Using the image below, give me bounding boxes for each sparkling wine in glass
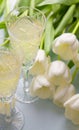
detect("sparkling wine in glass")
[6,7,46,103]
[0,38,24,130]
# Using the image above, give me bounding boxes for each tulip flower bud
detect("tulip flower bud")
[29,49,50,75]
[53,84,76,107]
[30,75,55,99]
[46,60,72,86]
[52,33,79,60]
[64,94,79,124]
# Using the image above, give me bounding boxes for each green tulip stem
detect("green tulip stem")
[29,0,35,16]
[0,21,6,29]
[40,32,45,49]
[55,5,76,36]
[0,38,9,47]
[58,55,61,60]
[72,20,79,34]
[5,0,10,17]
[72,67,79,82]
[44,16,54,55]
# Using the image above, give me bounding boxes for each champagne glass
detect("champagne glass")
[0,38,24,130]
[5,7,46,103]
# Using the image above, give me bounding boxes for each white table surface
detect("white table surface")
[16,98,79,130]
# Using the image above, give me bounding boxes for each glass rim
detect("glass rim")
[5,6,46,42]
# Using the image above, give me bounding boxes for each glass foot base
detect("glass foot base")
[15,78,39,104]
[0,107,24,130]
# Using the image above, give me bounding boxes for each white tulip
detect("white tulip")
[29,75,55,99]
[46,60,72,86]
[29,49,50,75]
[53,84,76,107]
[52,33,79,60]
[64,94,79,124]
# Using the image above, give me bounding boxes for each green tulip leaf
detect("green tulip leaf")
[38,0,79,6]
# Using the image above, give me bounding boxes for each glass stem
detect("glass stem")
[4,100,12,123]
[4,97,15,123]
[22,66,29,93]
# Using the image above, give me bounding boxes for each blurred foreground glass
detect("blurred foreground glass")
[6,7,46,103]
[0,38,24,130]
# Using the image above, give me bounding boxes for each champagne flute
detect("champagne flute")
[5,7,46,103]
[0,38,24,130]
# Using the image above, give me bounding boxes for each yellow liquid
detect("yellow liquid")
[0,52,21,96]
[9,17,43,64]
